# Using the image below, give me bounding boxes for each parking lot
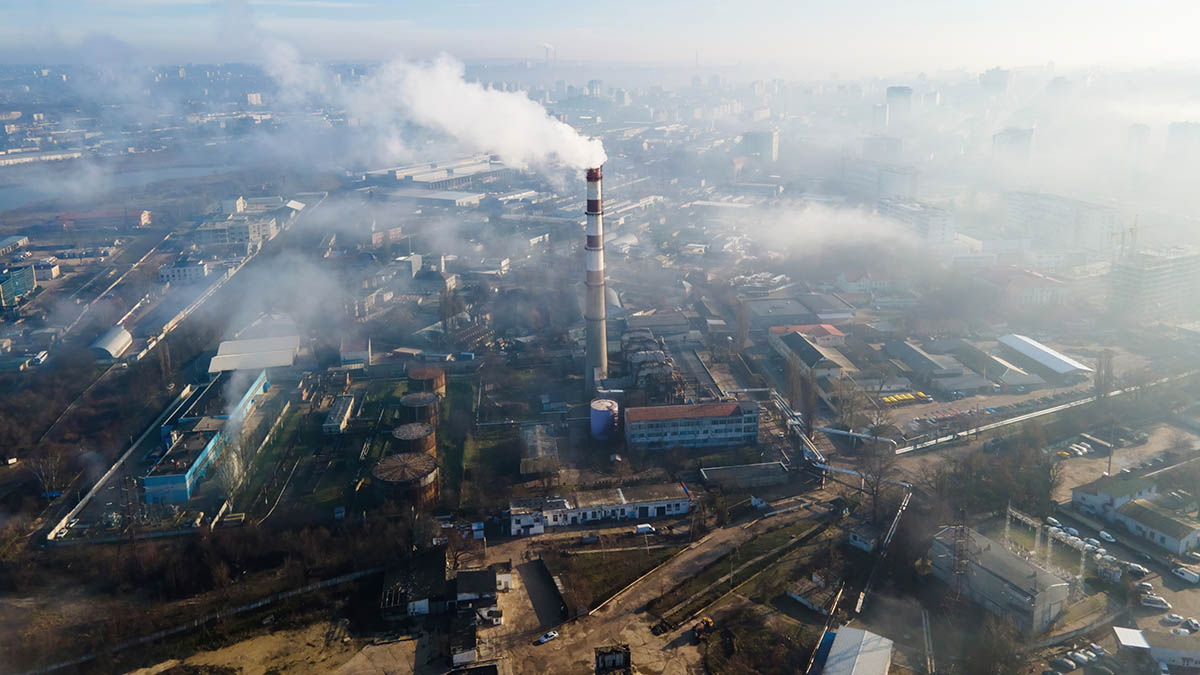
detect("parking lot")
[1052,423,1200,502]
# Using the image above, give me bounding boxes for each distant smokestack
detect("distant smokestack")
[585,166,608,392]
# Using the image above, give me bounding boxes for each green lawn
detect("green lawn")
[459,431,520,510]
[437,380,475,507]
[309,458,349,510]
[547,546,683,611]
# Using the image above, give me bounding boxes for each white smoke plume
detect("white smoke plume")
[366,55,605,171]
[252,45,605,171]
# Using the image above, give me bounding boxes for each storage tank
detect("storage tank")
[400,391,440,425]
[392,422,437,457]
[590,398,619,440]
[371,452,439,507]
[407,365,446,395]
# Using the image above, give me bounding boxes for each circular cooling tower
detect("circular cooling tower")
[392,422,437,456]
[372,452,439,506]
[407,365,447,395]
[399,391,440,425]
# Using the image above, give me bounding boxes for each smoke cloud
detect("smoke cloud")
[252,48,607,172]
[366,55,606,170]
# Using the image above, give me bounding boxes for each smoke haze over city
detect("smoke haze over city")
[2,2,1200,674]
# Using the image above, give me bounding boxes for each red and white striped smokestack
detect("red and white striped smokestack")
[585,166,608,392]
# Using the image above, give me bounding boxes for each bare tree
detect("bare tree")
[447,529,481,570]
[27,443,72,495]
[214,435,248,503]
[859,441,898,524]
[830,378,863,430]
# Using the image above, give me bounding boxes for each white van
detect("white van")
[1172,566,1200,584]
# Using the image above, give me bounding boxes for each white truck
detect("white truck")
[634,523,656,535]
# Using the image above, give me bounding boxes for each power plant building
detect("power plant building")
[625,402,759,451]
[145,369,270,503]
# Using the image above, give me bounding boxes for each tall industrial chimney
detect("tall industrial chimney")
[585,166,608,392]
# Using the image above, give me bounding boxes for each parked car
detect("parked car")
[535,630,559,644]
[1128,564,1150,577]
[1185,618,1200,632]
[1089,643,1105,656]
[1171,627,1190,636]
[1046,517,1062,528]
[1099,531,1117,543]
[1164,613,1184,625]
[1068,651,1091,665]
[1136,582,1155,592]
[1050,658,1078,672]
[1085,537,1101,547]
[1066,527,1080,537]
[1186,551,1200,563]
[1142,595,1172,610]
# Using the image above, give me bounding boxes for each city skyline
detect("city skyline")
[1,0,1199,77]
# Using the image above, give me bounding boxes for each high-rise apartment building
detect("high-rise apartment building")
[1111,247,1200,319]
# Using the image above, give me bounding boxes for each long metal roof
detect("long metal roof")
[207,349,296,374]
[216,336,299,356]
[998,334,1093,375]
[90,325,132,359]
[822,627,893,675]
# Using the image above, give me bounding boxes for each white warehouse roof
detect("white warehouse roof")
[208,335,299,374]
[822,627,893,675]
[90,325,133,360]
[216,336,299,356]
[998,334,1093,375]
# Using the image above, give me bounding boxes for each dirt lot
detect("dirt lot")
[481,502,830,674]
[130,620,365,675]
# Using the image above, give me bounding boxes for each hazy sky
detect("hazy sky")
[2,0,1198,76]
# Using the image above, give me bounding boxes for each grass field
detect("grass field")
[648,519,818,621]
[437,380,474,507]
[548,546,683,611]
[459,431,520,510]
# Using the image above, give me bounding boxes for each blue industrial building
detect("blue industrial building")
[144,369,270,504]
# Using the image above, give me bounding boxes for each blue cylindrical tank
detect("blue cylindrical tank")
[590,399,619,440]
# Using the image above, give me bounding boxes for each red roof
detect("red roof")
[626,402,743,423]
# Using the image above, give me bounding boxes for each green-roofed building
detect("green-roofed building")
[1071,473,1158,518]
